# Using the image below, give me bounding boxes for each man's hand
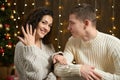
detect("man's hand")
[53,54,67,65]
[80,64,102,80]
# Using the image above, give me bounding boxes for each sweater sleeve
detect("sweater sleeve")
[54,37,82,77]
[14,42,43,80]
[54,63,81,77]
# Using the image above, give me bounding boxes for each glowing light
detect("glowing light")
[13,10,16,14]
[112,6,114,8]
[25,4,27,7]
[10,15,14,19]
[16,25,18,28]
[45,1,49,5]
[7,3,11,6]
[0,24,3,28]
[96,16,100,19]
[32,3,35,6]
[59,30,63,33]
[112,26,116,29]
[109,30,112,33]
[111,17,115,21]
[96,9,98,11]
[18,17,20,19]
[17,31,20,34]
[59,14,61,17]
[58,45,61,49]
[55,38,58,41]
[112,34,115,36]
[13,3,16,5]
[60,23,63,25]
[14,33,17,37]
[59,6,62,9]
[22,12,24,14]
[78,3,81,5]
[14,19,16,21]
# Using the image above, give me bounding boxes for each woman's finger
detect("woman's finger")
[21,27,27,37]
[26,24,30,34]
[17,36,25,45]
[30,24,32,35]
[33,29,36,37]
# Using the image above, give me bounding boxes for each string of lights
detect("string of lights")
[109,0,116,36]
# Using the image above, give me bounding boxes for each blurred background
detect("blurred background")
[0,0,120,80]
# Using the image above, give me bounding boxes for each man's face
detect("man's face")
[68,14,85,38]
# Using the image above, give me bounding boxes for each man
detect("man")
[54,3,120,80]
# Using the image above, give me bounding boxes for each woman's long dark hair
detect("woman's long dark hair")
[21,7,53,44]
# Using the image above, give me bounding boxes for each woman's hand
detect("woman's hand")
[18,24,36,46]
[53,54,67,65]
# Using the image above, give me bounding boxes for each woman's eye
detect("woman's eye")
[42,21,45,24]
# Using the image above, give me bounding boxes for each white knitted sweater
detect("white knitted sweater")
[54,31,120,80]
[14,41,56,80]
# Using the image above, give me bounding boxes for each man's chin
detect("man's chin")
[72,35,78,38]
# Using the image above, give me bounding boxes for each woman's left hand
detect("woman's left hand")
[53,54,67,65]
[18,24,36,46]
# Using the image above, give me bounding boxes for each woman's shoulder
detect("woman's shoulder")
[15,41,25,48]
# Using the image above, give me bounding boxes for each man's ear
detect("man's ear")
[84,19,89,26]
[83,20,89,29]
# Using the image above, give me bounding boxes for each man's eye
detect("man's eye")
[49,25,52,27]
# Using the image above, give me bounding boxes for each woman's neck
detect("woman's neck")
[35,38,42,48]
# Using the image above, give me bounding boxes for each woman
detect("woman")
[14,7,60,80]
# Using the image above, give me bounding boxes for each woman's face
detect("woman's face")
[36,15,53,39]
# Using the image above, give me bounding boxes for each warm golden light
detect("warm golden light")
[112,6,114,8]
[24,4,27,7]
[59,30,63,33]
[59,6,62,9]
[112,34,115,36]
[18,17,20,19]
[59,14,61,17]
[109,30,112,33]
[58,45,61,49]
[55,38,58,41]
[14,33,17,37]
[111,17,115,21]
[60,23,63,25]
[32,3,35,6]
[10,15,14,19]
[0,24,3,28]
[13,10,16,14]
[96,16,100,19]
[13,3,16,5]
[112,26,116,29]
[22,12,24,14]
[7,3,11,6]
[45,1,49,5]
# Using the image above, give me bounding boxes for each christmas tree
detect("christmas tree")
[0,0,18,66]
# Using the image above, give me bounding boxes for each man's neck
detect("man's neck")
[82,29,97,42]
